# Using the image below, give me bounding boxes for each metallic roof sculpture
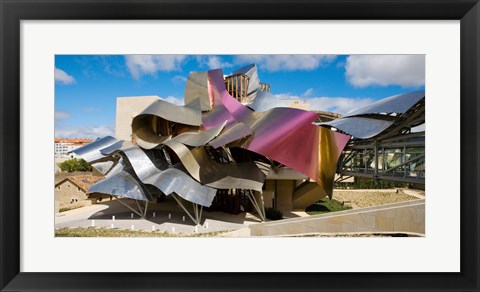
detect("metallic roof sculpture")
[73,64,399,224]
[321,91,425,185]
[319,91,425,139]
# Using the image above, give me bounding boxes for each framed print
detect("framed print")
[1,0,479,291]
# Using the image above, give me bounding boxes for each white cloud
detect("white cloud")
[171,75,187,84]
[234,55,336,72]
[161,96,184,106]
[345,55,425,88]
[54,111,70,120]
[264,93,373,115]
[251,93,300,112]
[198,56,233,69]
[307,96,374,114]
[125,55,187,79]
[55,68,76,85]
[55,125,115,139]
[303,88,314,97]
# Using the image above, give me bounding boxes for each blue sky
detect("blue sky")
[55,54,425,139]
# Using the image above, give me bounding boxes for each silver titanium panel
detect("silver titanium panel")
[98,140,216,207]
[144,166,217,207]
[346,91,424,117]
[131,96,201,149]
[131,116,171,149]
[209,122,252,149]
[91,161,114,175]
[70,136,118,163]
[101,141,165,182]
[162,139,267,192]
[320,117,393,139]
[105,158,125,178]
[99,140,127,155]
[248,90,286,112]
[136,98,202,126]
[184,72,210,111]
[172,122,226,147]
[201,103,236,128]
[88,170,149,201]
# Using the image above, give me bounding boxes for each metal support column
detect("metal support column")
[117,198,146,218]
[374,141,379,179]
[143,201,149,218]
[246,190,266,222]
[171,194,202,225]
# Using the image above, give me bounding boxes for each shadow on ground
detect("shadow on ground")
[86,196,264,226]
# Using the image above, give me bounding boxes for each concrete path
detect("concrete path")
[55,198,264,235]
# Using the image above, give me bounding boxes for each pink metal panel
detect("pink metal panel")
[203,69,351,196]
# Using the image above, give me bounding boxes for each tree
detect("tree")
[59,158,92,173]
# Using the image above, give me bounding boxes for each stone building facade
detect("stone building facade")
[54,175,102,206]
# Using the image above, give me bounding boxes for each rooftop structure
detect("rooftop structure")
[55,175,103,193]
[55,138,93,144]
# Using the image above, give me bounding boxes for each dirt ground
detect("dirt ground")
[332,188,424,209]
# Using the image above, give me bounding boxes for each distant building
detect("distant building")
[279,98,310,110]
[54,138,93,158]
[54,175,103,206]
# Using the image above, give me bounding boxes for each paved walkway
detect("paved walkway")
[55,198,265,235]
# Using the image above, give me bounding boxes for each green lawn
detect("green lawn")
[55,227,229,237]
[305,197,352,215]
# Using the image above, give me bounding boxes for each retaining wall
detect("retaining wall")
[249,199,425,236]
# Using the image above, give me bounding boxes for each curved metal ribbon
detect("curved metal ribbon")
[203,69,351,196]
[346,91,425,117]
[70,136,118,163]
[319,116,394,139]
[131,97,202,149]
[143,165,217,207]
[131,116,171,150]
[88,170,150,201]
[99,140,217,207]
[136,98,202,126]
[208,122,252,149]
[171,121,226,147]
[161,139,268,192]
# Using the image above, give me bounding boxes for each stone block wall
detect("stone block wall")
[249,200,425,236]
[55,180,88,206]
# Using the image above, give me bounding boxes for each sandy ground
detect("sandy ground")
[332,188,424,209]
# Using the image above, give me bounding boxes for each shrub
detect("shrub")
[59,158,92,173]
[305,198,351,215]
[265,207,283,220]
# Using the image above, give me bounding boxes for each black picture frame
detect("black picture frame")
[1,1,479,291]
